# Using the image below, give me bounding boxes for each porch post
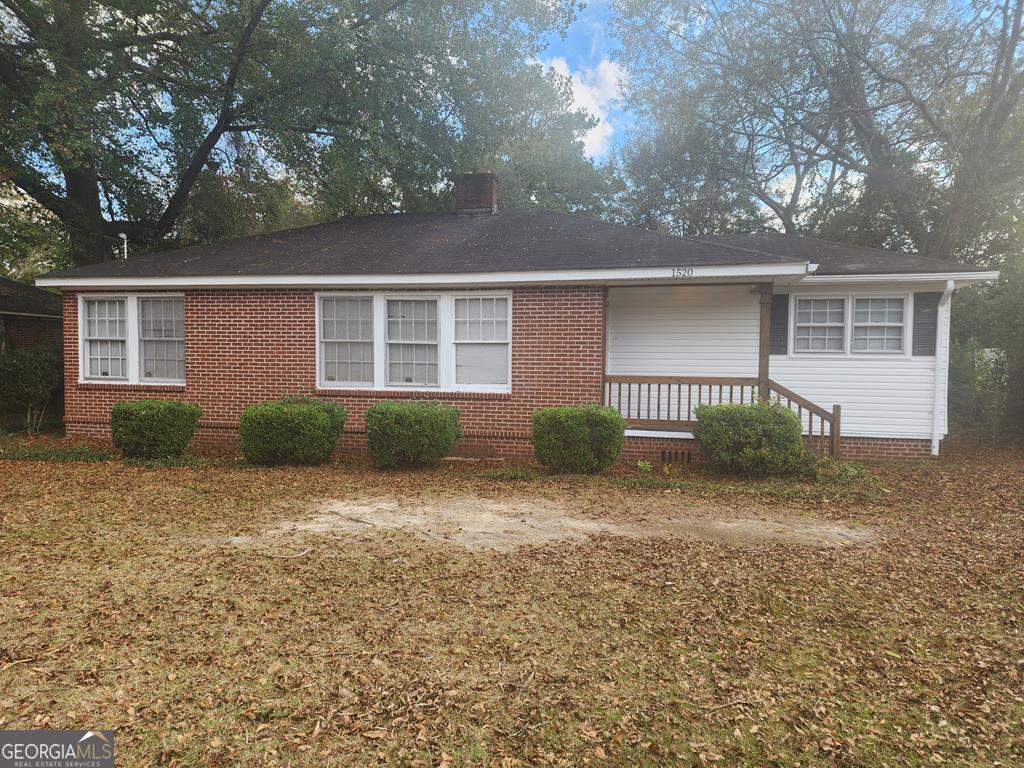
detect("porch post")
[755,283,772,402]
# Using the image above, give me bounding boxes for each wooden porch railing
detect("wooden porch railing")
[604,375,842,457]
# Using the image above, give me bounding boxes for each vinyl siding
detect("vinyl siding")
[606,283,950,441]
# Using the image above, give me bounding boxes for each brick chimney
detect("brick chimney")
[454,171,498,215]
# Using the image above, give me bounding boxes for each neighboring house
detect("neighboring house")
[0,276,62,353]
[36,173,997,460]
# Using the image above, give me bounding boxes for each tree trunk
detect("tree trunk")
[62,165,114,266]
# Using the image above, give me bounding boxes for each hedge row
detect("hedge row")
[105,396,799,475]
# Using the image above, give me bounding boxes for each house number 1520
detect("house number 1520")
[671,267,694,278]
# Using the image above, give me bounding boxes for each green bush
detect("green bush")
[111,399,202,460]
[0,349,62,433]
[694,401,805,475]
[364,401,461,468]
[239,397,347,465]
[531,405,625,473]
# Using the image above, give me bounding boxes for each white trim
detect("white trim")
[931,280,954,456]
[788,291,922,359]
[315,290,513,394]
[78,293,186,385]
[37,262,812,289]
[625,428,695,439]
[0,311,60,319]
[802,271,999,286]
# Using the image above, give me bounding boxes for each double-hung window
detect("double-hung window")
[321,297,374,385]
[84,299,128,378]
[794,298,845,352]
[387,299,438,386]
[139,298,185,381]
[80,295,185,383]
[316,293,511,392]
[852,297,904,353]
[454,296,509,386]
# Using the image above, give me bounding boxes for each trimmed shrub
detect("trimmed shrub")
[111,399,202,460]
[365,401,461,468]
[0,349,62,433]
[239,397,347,465]
[694,401,805,475]
[531,405,625,473]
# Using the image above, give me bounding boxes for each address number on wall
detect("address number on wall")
[670,267,695,278]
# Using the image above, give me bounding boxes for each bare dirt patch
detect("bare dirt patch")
[233,494,876,551]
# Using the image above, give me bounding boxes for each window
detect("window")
[80,295,186,384]
[454,296,509,385]
[139,298,185,381]
[84,299,127,378]
[316,293,512,392]
[321,297,373,384]
[387,299,438,386]
[794,297,845,352]
[853,297,904,353]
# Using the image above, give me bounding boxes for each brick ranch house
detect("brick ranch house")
[37,173,998,461]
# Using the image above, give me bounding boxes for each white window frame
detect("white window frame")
[452,294,512,388]
[792,295,848,354]
[78,294,186,385]
[789,291,915,358]
[315,291,512,393]
[851,295,906,355]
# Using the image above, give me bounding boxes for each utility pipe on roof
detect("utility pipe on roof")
[931,279,955,456]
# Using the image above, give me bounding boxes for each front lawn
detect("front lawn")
[0,443,1021,765]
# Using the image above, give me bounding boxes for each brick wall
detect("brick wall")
[2,315,62,353]
[62,286,606,453]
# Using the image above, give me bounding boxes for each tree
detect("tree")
[613,0,1024,261]
[1,0,597,265]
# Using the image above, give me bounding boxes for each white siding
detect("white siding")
[606,286,759,377]
[605,282,951,441]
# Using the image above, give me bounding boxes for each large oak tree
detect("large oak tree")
[1,0,602,266]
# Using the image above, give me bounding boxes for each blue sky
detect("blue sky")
[541,1,630,161]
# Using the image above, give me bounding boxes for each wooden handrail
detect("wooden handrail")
[603,374,843,458]
[604,375,759,386]
[766,379,832,420]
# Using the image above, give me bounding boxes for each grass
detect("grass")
[0,440,1022,765]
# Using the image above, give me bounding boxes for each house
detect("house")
[0,276,62,353]
[36,173,997,461]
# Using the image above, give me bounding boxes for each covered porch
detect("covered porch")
[602,283,842,456]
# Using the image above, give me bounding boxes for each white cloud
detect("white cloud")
[543,56,624,158]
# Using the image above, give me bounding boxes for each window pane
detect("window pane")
[795,298,845,352]
[87,339,127,378]
[456,343,508,385]
[455,297,509,342]
[85,299,126,340]
[323,341,374,384]
[388,343,438,386]
[852,298,904,353]
[387,299,436,342]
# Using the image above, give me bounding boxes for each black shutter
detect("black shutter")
[912,292,942,356]
[769,294,789,355]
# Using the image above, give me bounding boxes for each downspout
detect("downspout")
[930,280,955,456]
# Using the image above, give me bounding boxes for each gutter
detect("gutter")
[931,279,955,456]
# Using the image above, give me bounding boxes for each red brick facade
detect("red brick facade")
[1,314,62,353]
[61,287,606,453]
[61,287,935,462]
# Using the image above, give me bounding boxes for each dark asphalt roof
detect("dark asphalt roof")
[0,276,61,316]
[699,232,986,275]
[39,209,799,279]
[38,210,985,282]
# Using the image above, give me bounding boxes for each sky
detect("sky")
[541,1,629,161]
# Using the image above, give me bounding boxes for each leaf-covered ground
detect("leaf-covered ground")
[1,442,1022,766]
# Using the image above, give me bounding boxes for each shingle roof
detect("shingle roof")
[698,232,985,275]
[0,276,61,316]
[38,210,986,283]
[39,209,800,279]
